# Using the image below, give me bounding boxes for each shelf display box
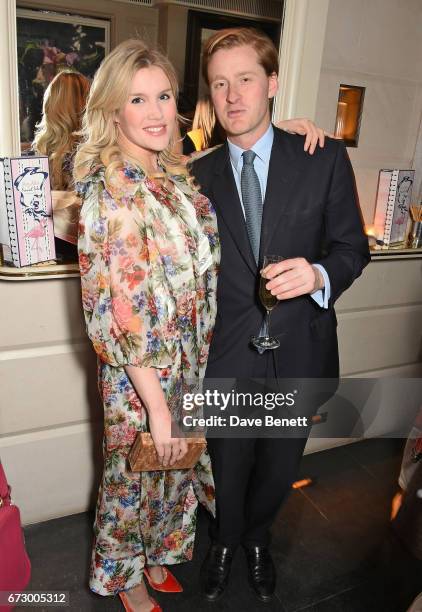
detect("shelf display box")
[0,156,56,267]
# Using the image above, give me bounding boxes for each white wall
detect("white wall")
[1,256,421,525]
[314,0,422,224]
[0,276,102,524]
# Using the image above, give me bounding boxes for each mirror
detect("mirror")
[17,8,110,152]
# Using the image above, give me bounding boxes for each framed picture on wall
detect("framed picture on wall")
[182,11,281,114]
[16,8,110,151]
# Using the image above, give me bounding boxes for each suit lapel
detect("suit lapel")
[212,144,257,274]
[259,128,300,259]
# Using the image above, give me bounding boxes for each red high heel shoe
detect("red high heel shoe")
[143,566,183,593]
[119,590,162,612]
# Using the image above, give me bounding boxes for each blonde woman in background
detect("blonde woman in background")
[185,95,221,152]
[73,39,219,611]
[32,70,90,258]
[33,70,90,190]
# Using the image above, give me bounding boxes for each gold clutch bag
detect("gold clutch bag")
[128,432,207,471]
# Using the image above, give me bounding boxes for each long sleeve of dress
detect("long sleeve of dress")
[78,174,173,369]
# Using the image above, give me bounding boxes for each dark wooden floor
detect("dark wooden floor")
[19,439,422,612]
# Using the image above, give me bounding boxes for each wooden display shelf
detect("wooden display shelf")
[0,262,79,280]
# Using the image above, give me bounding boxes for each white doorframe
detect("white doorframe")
[0,0,20,156]
[274,0,330,122]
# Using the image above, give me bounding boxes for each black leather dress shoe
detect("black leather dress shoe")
[200,543,233,601]
[244,546,276,602]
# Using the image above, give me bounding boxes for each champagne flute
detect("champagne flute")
[251,254,284,351]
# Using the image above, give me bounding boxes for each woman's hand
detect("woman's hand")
[124,365,188,467]
[148,407,188,467]
[276,118,329,154]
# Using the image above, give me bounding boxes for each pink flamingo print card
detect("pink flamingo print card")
[0,156,56,267]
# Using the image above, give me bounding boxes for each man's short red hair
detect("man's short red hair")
[202,27,279,85]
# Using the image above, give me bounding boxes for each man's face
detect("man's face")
[207,44,278,146]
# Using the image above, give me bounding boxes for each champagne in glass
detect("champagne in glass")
[252,254,284,351]
[259,275,278,311]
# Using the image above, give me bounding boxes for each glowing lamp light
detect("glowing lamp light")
[334,84,365,147]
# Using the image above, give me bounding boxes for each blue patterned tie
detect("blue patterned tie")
[241,150,262,264]
[241,150,266,352]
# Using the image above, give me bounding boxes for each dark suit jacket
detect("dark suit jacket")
[192,127,370,380]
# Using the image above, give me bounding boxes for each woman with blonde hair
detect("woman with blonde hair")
[32,70,90,259]
[185,95,223,152]
[73,39,219,611]
[33,70,90,190]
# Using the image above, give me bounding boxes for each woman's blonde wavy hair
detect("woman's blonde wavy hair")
[73,39,188,185]
[33,70,90,190]
[192,96,216,150]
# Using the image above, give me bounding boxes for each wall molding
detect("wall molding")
[321,65,422,88]
[337,303,422,320]
[115,0,153,4]
[0,421,96,444]
[346,362,422,378]
[0,341,91,362]
[116,0,283,20]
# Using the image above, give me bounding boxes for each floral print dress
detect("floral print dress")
[77,162,219,596]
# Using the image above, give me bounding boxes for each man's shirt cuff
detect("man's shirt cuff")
[310,264,331,309]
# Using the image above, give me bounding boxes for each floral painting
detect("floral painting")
[17,8,110,150]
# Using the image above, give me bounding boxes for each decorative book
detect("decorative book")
[373,169,415,248]
[0,156,56,267]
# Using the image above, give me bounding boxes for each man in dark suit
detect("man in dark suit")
[192,27,370,603]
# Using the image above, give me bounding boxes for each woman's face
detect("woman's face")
[116,65,177,156]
